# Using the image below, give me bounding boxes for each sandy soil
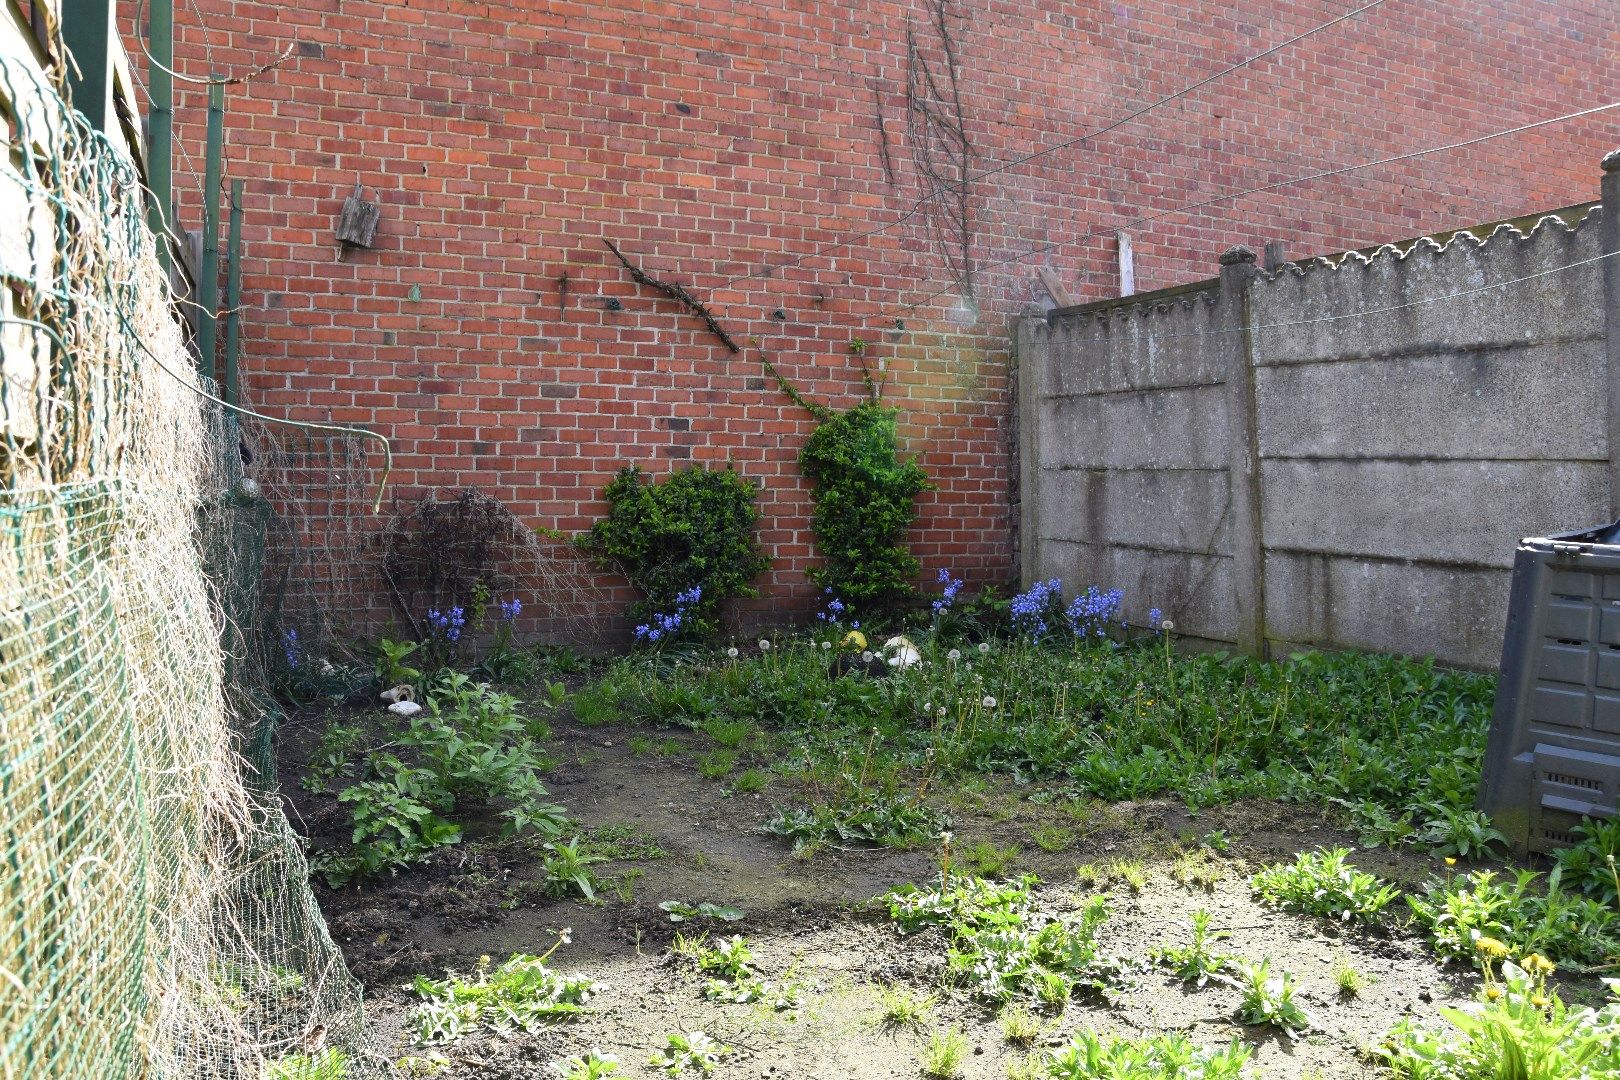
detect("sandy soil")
[281,706,1486,1079]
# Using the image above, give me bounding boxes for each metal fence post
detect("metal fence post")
[198,80,224,381]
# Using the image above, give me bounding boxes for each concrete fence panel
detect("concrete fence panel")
[1016,155,1620,668]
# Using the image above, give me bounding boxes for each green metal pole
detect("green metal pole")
[198,79,224,381]
[225,179,243,406]
[146,0,174,276]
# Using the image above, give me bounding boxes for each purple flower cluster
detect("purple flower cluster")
[1066,585,1123,638]
[1149,607,1164,630]
[427,606,466,643]
[817,592,847,623]
[635,586,702,643]
[500,597,523,622]
[932,568,964,617]
[1010,578,1064,640]
[281,628,300,670]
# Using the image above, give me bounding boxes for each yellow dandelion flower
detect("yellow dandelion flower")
[1521,953,1556,976]
[1531,994,1550,1008]
[1444,857,1457,867]
[1474,936,1509,958]
[1485,986,1503,1001]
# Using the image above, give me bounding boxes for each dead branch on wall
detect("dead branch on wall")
[870,75,898,185]
[604,239,740,353]
[905,0,976,300]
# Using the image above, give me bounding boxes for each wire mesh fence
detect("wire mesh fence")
[0,52,380,1078]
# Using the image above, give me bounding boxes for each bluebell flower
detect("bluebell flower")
[932,568,964,616]
[281,628,300,670]
[500,597,523,622]
[1065,585,1123,639]
[1010,578,1064,640]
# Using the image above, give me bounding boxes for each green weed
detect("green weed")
[958,839,1020,877]
[1379,959,1620,1078]
[1226,959,1312,1040]
[697,749,737,780]
[1030,824,1074,853]
[1250,847,1399,924]
[1152,910,1231,988]
[729,768,768,794]
[873,985,934,1029]
[648,1031,731,1075]
[922,1026,969,1079]
[266,1049,350,1080]
[408,936,597,1044]
[1041,1033,1250,1080]
[551,1049,623,1079]
[1333,953,1367,996]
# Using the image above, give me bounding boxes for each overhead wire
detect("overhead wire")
[712,0,1389,290]
[878,99,1620,320]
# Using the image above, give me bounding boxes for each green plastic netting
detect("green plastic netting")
[0,53,378,1078]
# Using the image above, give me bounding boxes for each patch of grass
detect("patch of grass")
[958,839,1020,877]
[873,985,935,1029]
[1111,859,1147,893]
[1030,824,1074,853]
[1250,847,1399,924]
[728,768,768,794]
[1170,846,1225,891]
[1332,952,1367,996]
[1073,863,1104,889]
[656,737,682,757]
[697,749,737,780]
[574,636,1497,846]
[1000,1004,1042,1046]
[700,717,754,748]
[584,822,668,861]
[921,1026,969,1080]
[628,735,657,756]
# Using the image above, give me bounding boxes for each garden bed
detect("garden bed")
[278,632,1620,1080]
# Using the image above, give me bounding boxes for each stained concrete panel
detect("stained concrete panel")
[1261,458,1610,569]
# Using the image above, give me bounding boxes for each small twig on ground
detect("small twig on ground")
[603,239,740,353]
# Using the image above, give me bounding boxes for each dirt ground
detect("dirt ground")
[281,706,1485,1079]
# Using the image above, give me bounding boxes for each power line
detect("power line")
[885,98,1620,319]
[713,0,1388,290]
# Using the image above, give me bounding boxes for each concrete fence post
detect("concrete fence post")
[1014,316,1044,589]
[1218,245,1267,656]
[1602,151,1620,519]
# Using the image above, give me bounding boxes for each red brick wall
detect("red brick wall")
[140,0,1620,631]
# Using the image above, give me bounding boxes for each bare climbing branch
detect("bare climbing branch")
[602,239,740,353]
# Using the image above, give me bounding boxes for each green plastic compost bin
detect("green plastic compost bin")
[1479,521,1620,855]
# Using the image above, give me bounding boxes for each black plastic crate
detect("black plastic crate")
[1478,521,1620,854]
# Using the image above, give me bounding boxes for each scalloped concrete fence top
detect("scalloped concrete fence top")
[1015,154,1620,670]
